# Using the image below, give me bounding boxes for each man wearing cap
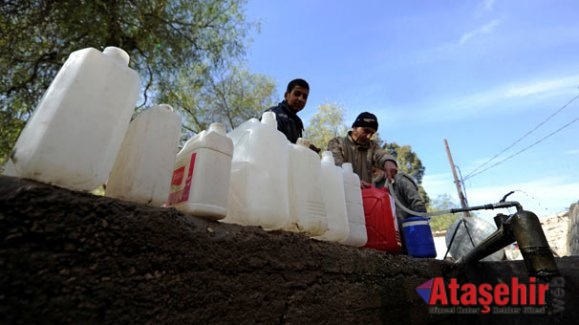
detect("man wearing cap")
[327,112,398,187]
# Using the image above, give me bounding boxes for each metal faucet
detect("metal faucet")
[455,202,559,277]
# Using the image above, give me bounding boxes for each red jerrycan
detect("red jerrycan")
[362,186,402,253]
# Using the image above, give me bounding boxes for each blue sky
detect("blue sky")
[244,0,579,220]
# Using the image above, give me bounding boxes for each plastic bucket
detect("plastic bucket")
[402,216,437,258]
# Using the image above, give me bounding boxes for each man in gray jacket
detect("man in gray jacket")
[375,162,427,221]
[327,112,398,187]
[375,161,428,254]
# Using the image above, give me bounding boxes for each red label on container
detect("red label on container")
[171,166,185,186]
[167,153,197,205]
[180,153,197,202]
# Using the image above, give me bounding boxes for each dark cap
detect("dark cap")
[352,112,378,130]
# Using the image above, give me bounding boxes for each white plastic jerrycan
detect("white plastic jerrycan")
[222,111,290,230]
[340,163,368,247]
[168,122,233,220]
[314,151,349,243]
[7,46,140,191]
[283,138,328,236]
[105,104,181,206]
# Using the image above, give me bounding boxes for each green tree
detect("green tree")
[155,62,278,136]
[304,103,348,151]
[383,143,425,183]
[429,194,461,232]
[0,0,255,163]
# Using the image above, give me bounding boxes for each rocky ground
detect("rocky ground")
[1,175,578,324]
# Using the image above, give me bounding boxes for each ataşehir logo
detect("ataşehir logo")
[416,277,550,314]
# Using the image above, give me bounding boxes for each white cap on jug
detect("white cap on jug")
[209,122,226,135]
[297,138,311,148]
[321,151,335,164]
[261,111,277,128]
[342,162,354,173]
[157,104,174,112]
[103,46,130,66]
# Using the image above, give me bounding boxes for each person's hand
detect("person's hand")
[360,180,372,188]
[308,144,321,153]
[384,160,398,182]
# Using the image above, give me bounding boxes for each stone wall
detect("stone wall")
[566,203,579,255]
[1,176,578,324]
[540,211,570,257]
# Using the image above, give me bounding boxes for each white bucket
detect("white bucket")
[105,104,181,206]
[7,47,140,191]
[314,151,349,243]
[222,112,290,230]
[284,138,328,236]
[340,163,368,247]
[168,122,233,220]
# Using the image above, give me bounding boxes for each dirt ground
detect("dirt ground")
[1,176,448,324]
[1,175,577,324]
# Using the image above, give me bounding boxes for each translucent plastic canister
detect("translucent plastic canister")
[222,112,290,230]
[314,151,349,243]
[7,47,140,191]
[168,123,233,220]
[340,163,367,247]
[105,104,181,206]
[283,138,327,236]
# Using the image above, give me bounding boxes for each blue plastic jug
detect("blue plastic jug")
[402,216,437,258]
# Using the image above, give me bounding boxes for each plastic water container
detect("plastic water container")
[105,104,181,206]
[222,112,290,230]
[314,151,349,243]
[362,187,402,253]
[6,47,140,191]
[168,122,233,220]
[340,163,367,247]
[2,160,16,177]
[283,138,327,236]
[445,216,505,261]
[403,216,437,258]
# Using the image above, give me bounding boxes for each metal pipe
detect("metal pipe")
[458,210,559,277]
[510,210,559,277]
[457,220,515,264]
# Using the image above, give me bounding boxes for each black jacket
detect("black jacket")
[267,101,303,143]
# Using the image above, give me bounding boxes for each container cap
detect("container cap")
[321,151,335,164]
[297,138,310,148]
[261,111,276,129]
[156,104,174,112]
[209,122,226,135]
[342,162,353,173]
[103,47,130,66]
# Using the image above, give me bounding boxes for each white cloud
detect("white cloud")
[566,149,579,155]
[455,75,579,110]
[404,74,579,124]
[504,78,578,98]
[481,0,496,11]
[459,20,500,45]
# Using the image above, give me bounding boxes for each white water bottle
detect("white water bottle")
[314,151,349,243]
[222,112,291,230]
[7,46,140,191]
[168,122,233,220]
[340,163,368,247]
[284,138,328,236]
[105,104,181,206]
